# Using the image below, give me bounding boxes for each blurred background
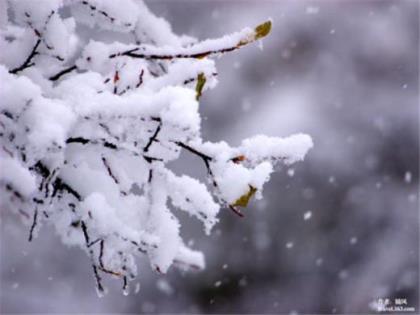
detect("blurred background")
[1,0,419,313]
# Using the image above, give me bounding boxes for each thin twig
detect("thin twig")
[80,220,105,293]
[49,65,77,81]
[143,121,161,152]
[175,142,212,162]
[102,156,119,184]
[110,45,240,60]
[66,136,162,164]
[9,39,41,74]
[229,205,244,218]
[28,207,38,241]
[175,142,217,186]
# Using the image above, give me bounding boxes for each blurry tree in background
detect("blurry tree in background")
[0,0,419,314]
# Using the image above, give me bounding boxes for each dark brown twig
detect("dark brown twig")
[28,207,38,241]
[80,220,105,293]
[65,136,162,164]
[110,45,240,61]
[136,69,145,88]
[175,142,216,185]
[49,65,77,81]
[143,121,161,152]
[229,205,244,218]
[9,39,41,74]
[102,156,119,185]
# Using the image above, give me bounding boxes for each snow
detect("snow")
[76,40,112,73]
[11,0,64,29]
[134,0,192,47]
[0,66,42,107]
[80,193,121,236]
[349,237,358,245]
[0,66,76,163]
[250,162,273,194]
[144,59,218,92]
[71,0,139,32]
[305,6,320,15]
[286,242,294,249]
[214,162,259,204]
[25,97,75,148]
[338,269,349,280]
[174,243,205,271]
[43,13,74,60]
[404,171,412,183]
[0,0,313,295]
[0,153,37,197]
[156,279,174,295]
[107,26,256,59]
[315,258,323,267]
[134,282,141,294]
[240,134,313,165]
[166,171,219,234]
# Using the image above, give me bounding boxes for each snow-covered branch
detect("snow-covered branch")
[109,20,272,60]
[0,0,312,295]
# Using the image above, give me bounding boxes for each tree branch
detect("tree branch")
[66,136,162,163]
[175,141,215,180]
[175,142,212,162]
[101,156,119,185]
[175,142,246,218]
[49,65,77,81]
[31,161,81,201]
[143,121,162,152]
[9,39,41,74]
[80,220,105,293]
[28,207,38,241]
[109,20,272,61]
[110,45,241,60]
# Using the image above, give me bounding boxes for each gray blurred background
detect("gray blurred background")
[1,0,419,313]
